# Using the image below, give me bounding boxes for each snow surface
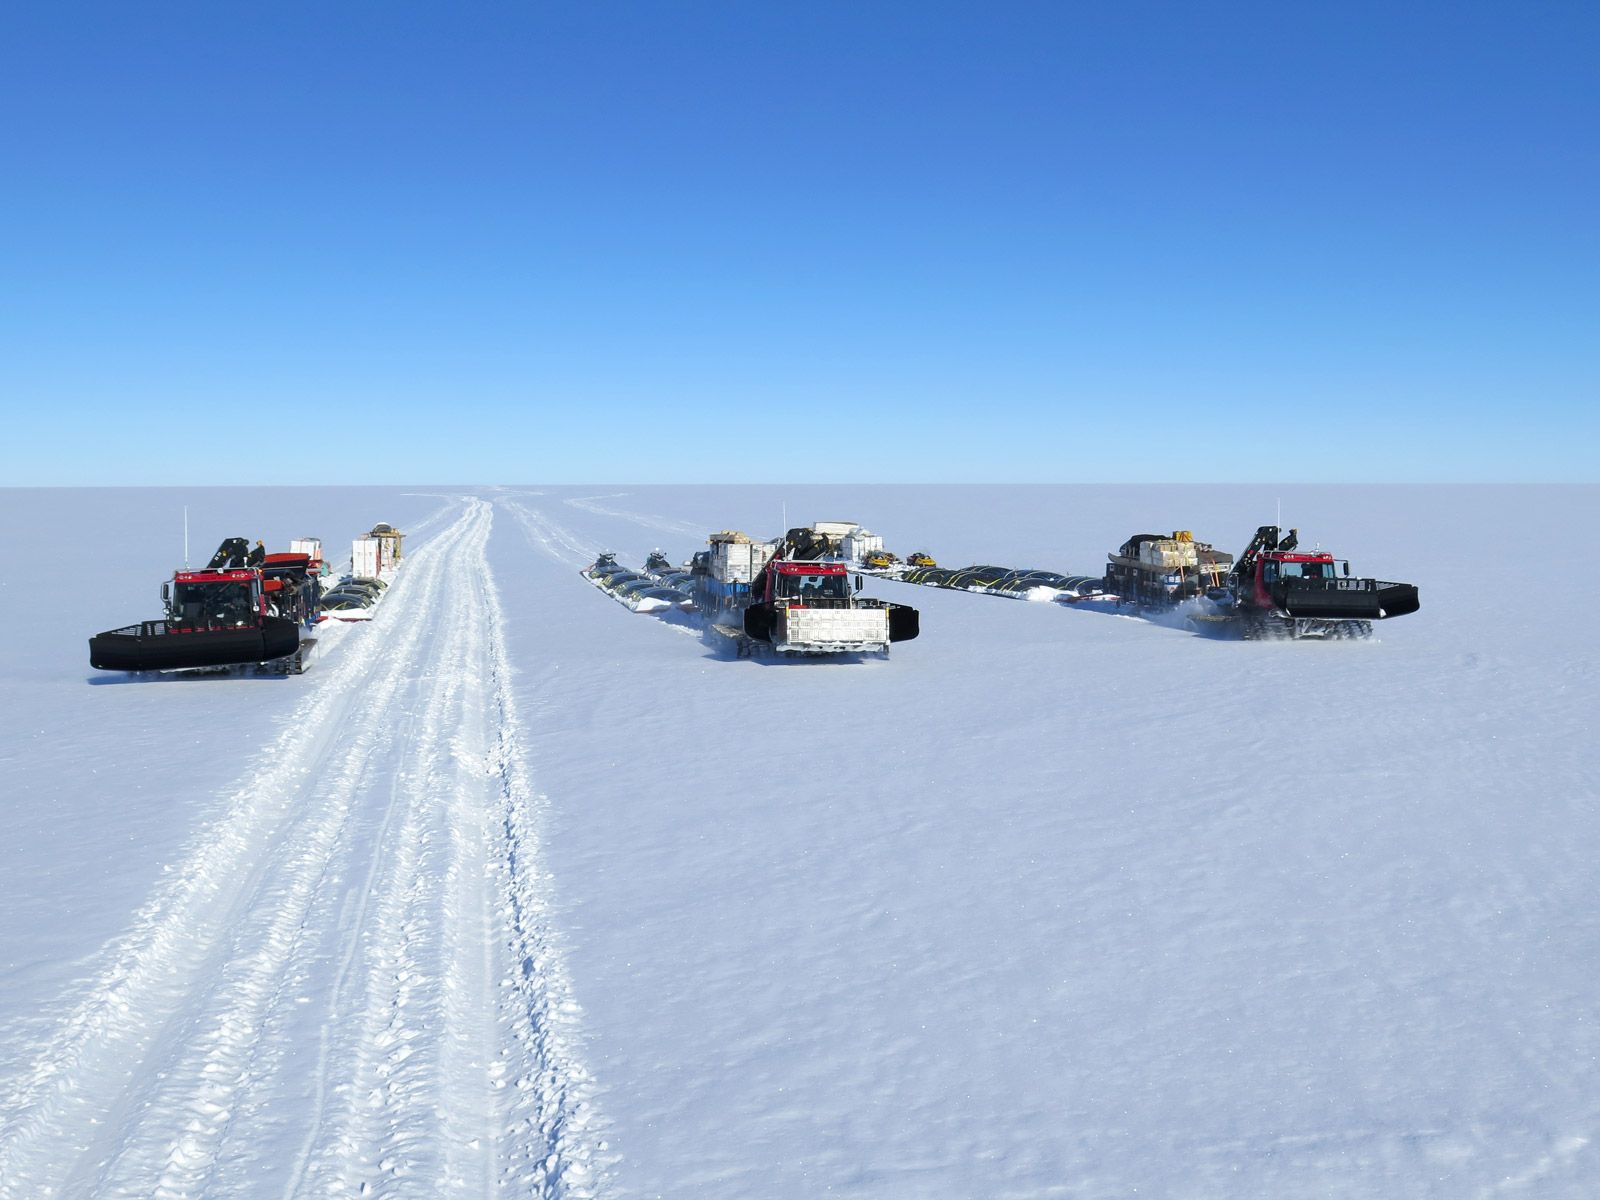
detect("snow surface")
[1,484,1597,1199]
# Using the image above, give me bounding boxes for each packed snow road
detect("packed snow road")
[0,498,599,1200]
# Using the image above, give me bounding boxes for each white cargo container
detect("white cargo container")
[350,523,405,579]
[811,520,859,539]
[708,532,775,584]
[290,537,322,560]
[352,536,384,578]
[841,528,885,561]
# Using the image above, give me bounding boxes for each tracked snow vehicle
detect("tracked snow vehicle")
[741,557,919,654]
[1195,525,1420,639]
[89,539,316,674]
[686,531,919,656]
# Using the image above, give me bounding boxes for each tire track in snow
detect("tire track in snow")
[400,492,473,537]
[562,494,704,538]
[287,499,497,1199]
[293,497,605,1197]
[136,534,480,1200]
[278,648,435,1200]
[437,586,504,1200]
[0,499,476,1198]
[0,496,605,1199]
[500,499,598,567]
[480,502,606,1196]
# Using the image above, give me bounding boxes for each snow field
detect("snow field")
[1,484,1597,1199]
[488,485,1600,1199]
[0,497,599,1199]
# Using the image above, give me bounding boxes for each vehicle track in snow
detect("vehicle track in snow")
[0,497,602,1200]
[499,500,598,568]
[562,494,704,538]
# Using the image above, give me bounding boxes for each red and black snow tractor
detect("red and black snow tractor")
[88,538,319,674]
[1201,525,1420,640]
[740,556,920,654]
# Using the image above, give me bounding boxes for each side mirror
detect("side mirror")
[854,575,864,592]
[1343,562,1350,577]
[161,583,170,602]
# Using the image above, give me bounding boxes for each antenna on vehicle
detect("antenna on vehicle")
[1276,496,1281,531]
[782,500,787,536]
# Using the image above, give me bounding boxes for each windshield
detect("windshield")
[172,580,256,626]
[777,572,849,600]
[1267,560,1335,581]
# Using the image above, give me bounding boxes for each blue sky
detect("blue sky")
[2,2,1594,484]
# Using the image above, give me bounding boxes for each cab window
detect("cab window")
[778,573,848,600]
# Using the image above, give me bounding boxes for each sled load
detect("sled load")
[319,527,404,622]
[580,551,695,613]
[1104,531,1235,608]
[898,562,1106,601]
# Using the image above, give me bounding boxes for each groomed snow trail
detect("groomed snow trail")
[0,498,602,1200]
[499,497,597,568]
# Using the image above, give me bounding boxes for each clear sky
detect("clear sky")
[2,2,1594,484]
